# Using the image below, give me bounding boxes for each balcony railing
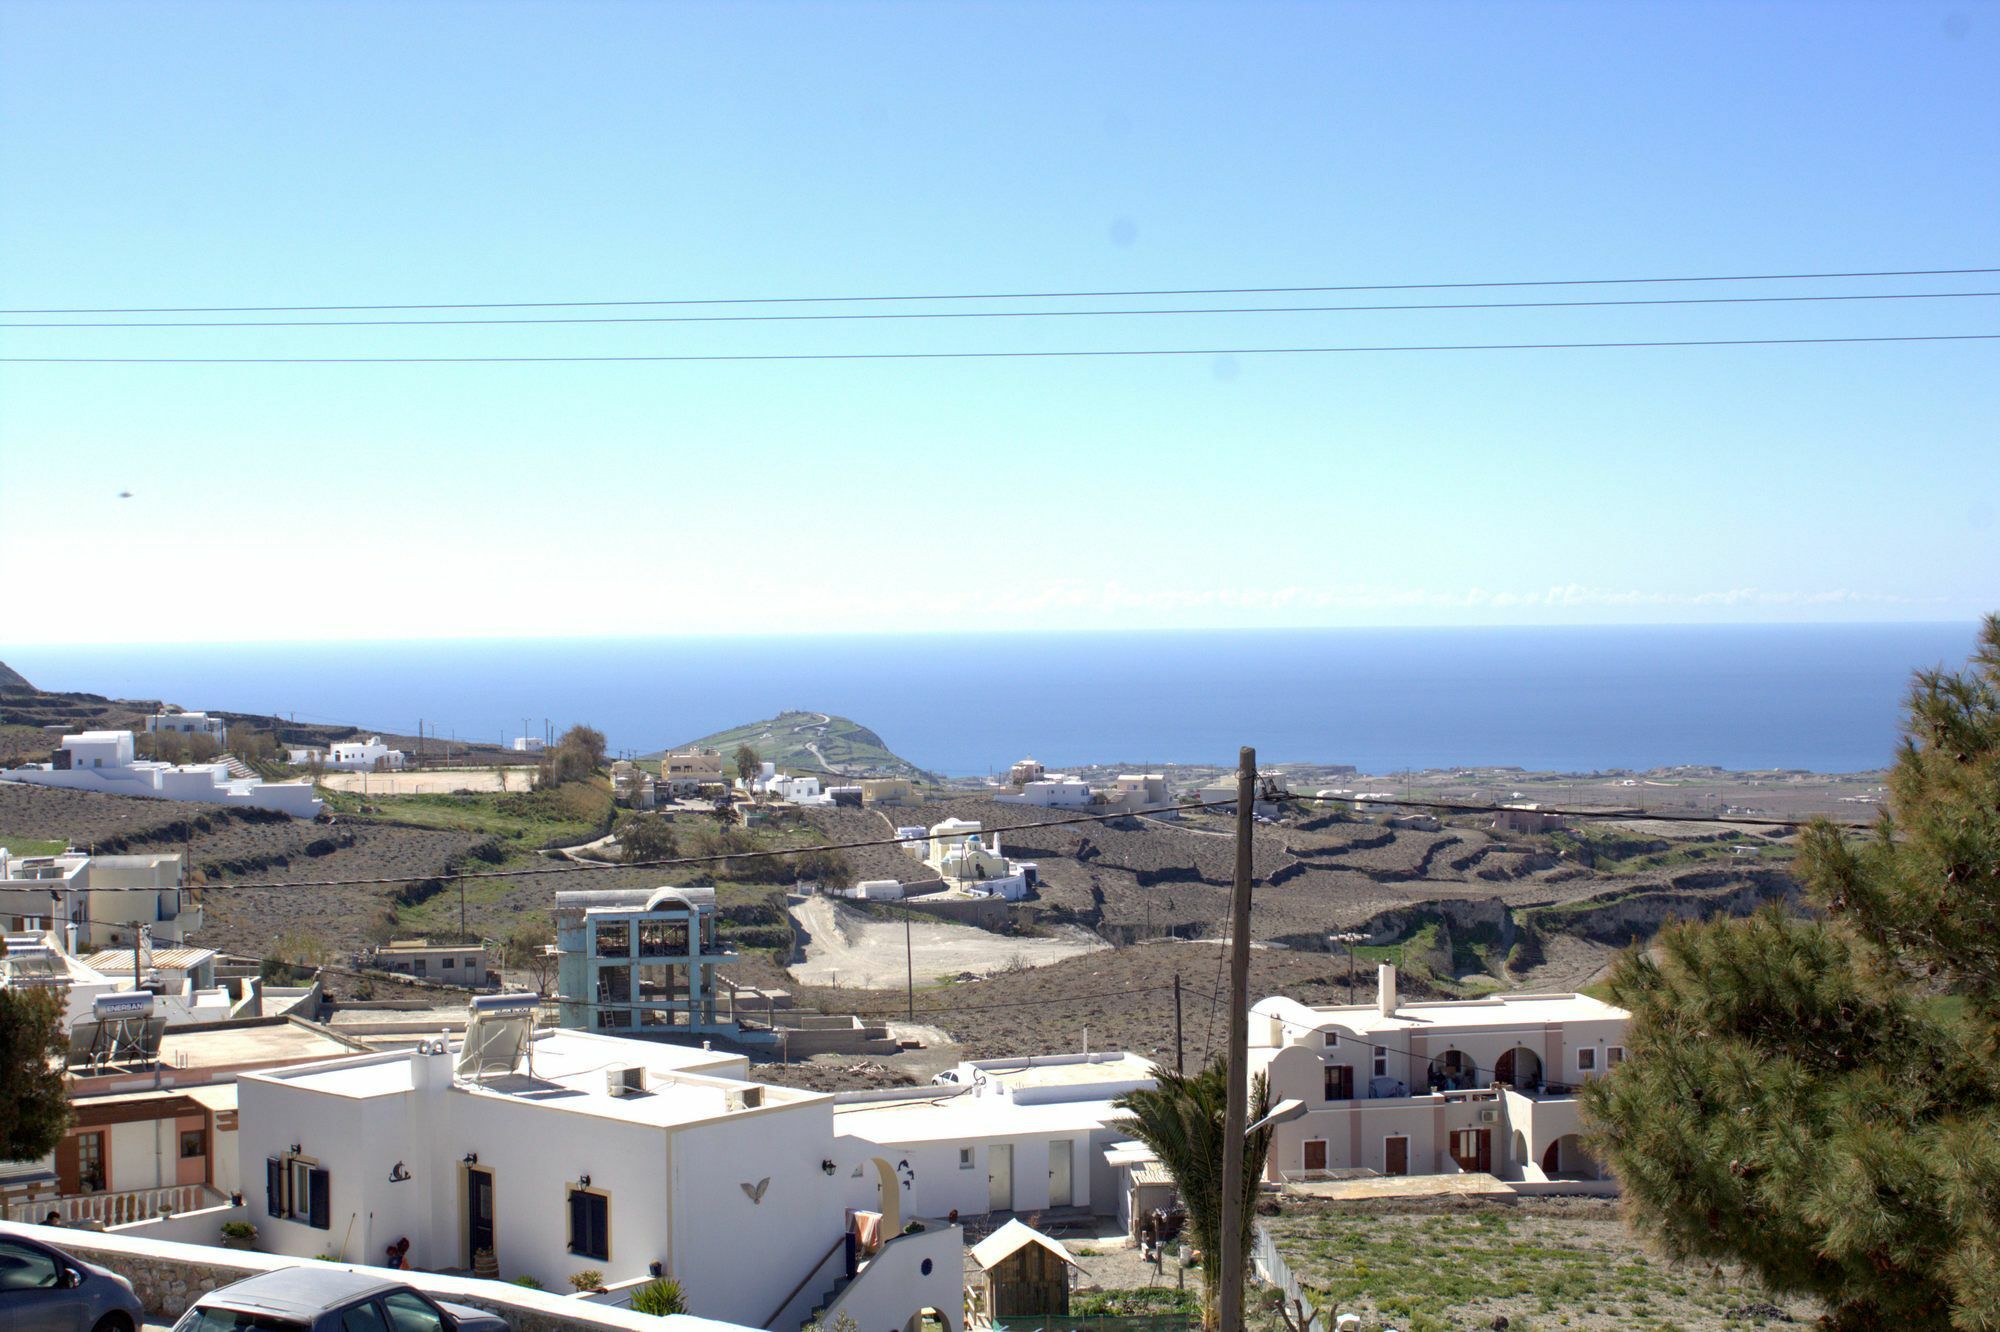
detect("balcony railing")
[4,1183,225,1228]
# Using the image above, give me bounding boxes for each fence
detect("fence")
[4,1184,223,1228]
[1251,1222,1325,1332]
[993,1316,1195,1332]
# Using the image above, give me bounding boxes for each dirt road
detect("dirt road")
[787,896,1108,988]
[318,766,533,794]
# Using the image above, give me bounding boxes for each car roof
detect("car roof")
[205,1268,410,1314]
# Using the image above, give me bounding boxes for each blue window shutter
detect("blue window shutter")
[568,1190,589,1254]
[266,1157,283,1216]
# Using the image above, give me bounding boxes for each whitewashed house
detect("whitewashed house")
[834,1052,1156,1222]
[0,849,199,953]
[236,1009,962,1331]
[145,711,228,743]
[325,736,407,772]
[1247,965,1627,1189]
[2,732,322,818]
[994,776,1093,808]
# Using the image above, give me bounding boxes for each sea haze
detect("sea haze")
[0,625,1977,777]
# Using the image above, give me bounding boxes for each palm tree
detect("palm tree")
[1113,1056,1274,1331]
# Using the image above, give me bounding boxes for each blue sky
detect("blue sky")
[1,0,1995,642]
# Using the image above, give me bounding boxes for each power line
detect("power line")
[9,288,1998,330]
[8,332,1999,366]
[194,795,1249,890]
[7,265,1994,315]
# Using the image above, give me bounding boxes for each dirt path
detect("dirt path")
[787,896,1109,988]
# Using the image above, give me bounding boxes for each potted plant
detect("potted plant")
[569,1269,606,1295]
[219,1220,258,1251]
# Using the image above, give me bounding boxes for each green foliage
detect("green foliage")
[0,989,69,1161]
[569,1269,604,1292]
[734,743,762,781]
[510,1275,542,1289]
[630,1277,688,1316]
[1113,1056,1273,1329]
[616,814,680,863]
[539,725,608,788]
[219,1220,257,1239]
[1072,1287,1201,1317]
[260,929,329,984]
[1582,614,2000,1330]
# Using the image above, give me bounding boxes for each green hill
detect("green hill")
[656,711,935,781]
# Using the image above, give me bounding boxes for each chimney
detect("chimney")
[1377,963,1398,1017]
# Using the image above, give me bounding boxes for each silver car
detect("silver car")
[170,1270,509,1332]
[0,1228,147,1332]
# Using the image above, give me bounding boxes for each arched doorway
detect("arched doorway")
[1495,1046,1543,1090]
[869,1157,902,1233]
[1540,1134,1600,1179]
[1427,1049,1477,1091]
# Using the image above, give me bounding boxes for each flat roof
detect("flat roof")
[835,1093,1127,1145]
[159,1021,360,1070]
[1255,991,1628,1037]
[254,1029,809,1130]
[969,1052,1156,1092]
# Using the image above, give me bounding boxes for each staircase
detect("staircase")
[806,1274,852,1324]
[216,756,259,781]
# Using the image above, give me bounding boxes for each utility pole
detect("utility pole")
[459,876,467,942]
[905,914,915,1022]
[1217,745,1256,1332]
[1173,972,1184,1075]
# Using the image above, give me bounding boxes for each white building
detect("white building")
[833,1052,1157,1222]
[1247,965,1627,1188]
[2,732,322,818]
[509,736,547,754]
[0,848,200,953]
[994,776,1093,808]
[145,711,228,742]
[923,821,1035,900]
[324,736,408,772]
[237,1013,962,1331]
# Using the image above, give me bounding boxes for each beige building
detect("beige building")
[660,748,725,795]
[861,777,915,805]
[1248,965,1626,1188]
[1103,773,1175,815]
[370,939,489,987]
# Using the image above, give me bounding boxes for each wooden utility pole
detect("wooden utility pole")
[905,914,915,1021]
[1173,972,1184,1074]
[1217,746,1256,1332]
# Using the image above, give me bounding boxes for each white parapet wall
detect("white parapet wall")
[0,1220,750,1332]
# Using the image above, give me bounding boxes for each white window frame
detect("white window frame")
[1576,1048,1597,1073]
[959,1148,975,1169]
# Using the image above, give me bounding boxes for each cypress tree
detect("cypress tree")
[1582,614,2000,1329]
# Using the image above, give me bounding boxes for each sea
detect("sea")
[0,624,1980,777]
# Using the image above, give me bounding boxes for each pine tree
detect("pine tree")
[1582,614,2000,1329]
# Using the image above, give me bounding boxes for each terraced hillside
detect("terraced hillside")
[798,794,1801,995]
[660,711,935,780]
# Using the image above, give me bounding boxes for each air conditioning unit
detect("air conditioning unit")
[606,1066,645,1097]
[1478,1109,1500,1124]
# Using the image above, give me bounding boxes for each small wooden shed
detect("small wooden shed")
[971,1219,1083,1320]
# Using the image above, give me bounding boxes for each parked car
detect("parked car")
[0,1227,147,1332]
[170,1270,508,1332]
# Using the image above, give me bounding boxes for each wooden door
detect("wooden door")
[1302,1140,1328,1173]
[1449,1129,1492,1173]
[1384,1136,1409,1176]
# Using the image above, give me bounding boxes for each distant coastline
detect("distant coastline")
[0,623,1974,777]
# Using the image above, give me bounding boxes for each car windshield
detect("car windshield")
[173,1309,311,1332]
